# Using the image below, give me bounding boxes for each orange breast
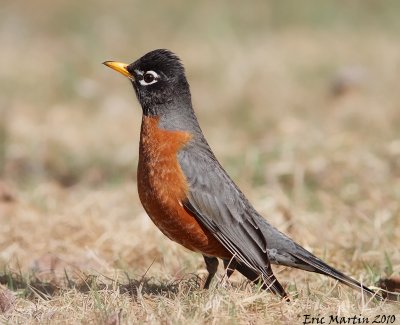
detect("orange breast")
[137,116,230,259]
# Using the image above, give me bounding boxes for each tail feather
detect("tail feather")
[229,250,383,301]
[287,246,383,300]
[261,224,383,300]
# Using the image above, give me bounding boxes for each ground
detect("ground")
[0,1,400,323]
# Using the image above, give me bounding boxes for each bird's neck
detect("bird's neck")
[143,97,204,139]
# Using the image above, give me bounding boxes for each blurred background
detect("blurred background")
[0,0,399,317]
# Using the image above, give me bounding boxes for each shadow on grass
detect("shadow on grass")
[0,268,201,301]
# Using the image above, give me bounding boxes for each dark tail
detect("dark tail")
[227,246,384,301]
[288,246,383,300]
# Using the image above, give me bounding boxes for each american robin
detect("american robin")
[103,49,381,300]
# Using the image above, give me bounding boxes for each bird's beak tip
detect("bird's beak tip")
[103,60,132,78]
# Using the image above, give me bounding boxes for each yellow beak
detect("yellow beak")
[103,61,132,79]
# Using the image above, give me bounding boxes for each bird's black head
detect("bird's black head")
[104,49,191,116]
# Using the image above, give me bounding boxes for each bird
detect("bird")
[103,49,381,300]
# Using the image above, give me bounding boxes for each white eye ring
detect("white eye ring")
[139,70,159,86]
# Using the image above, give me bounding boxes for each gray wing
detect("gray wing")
[179,141,381,300]
[178,142,286,296]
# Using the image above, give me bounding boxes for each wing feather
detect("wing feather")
[179,145,271,277]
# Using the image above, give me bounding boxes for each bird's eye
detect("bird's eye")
[139,71,159,86]
[144,73,154,83]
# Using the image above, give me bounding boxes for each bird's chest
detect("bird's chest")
[137,117,193,238]
[136,116,230,258]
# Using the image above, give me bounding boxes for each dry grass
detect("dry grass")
[1,1,400,323]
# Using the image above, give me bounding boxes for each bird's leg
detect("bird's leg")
[223,257,238,279]
[203,255,219,289]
